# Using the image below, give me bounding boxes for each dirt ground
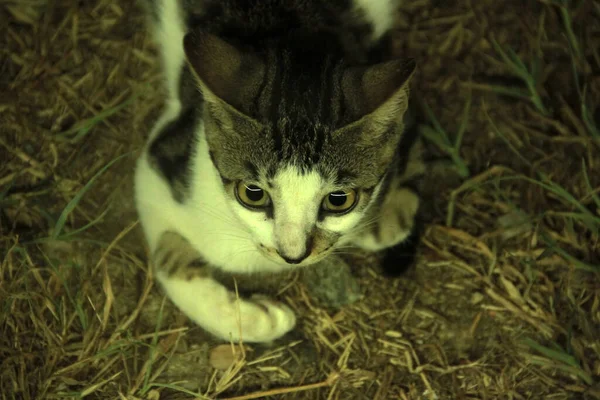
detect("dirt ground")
[1,0,599,399]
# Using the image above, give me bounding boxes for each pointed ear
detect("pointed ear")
[342,58,416,124]
[183,29,265,114]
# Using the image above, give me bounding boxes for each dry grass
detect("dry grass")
[1,0,599,399]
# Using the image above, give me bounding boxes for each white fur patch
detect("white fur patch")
[271,167,322,259]
[354,0,399,39]
[153,0,187,105]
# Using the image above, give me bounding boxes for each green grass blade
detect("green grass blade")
[53,152,130,239]
[484,105,532,168]
[581,159,600,210]
[464,82,531,100]
[528,358,593,385]
[419,125,452,152]
[505,46,529,77]
[41,254,89,329]
[140,297,167,395]
[0,174,17,202]
[559,4,581,62]
[57,93,138,142]
[522,338,580,367]
[523,336,593,385]
[540,232,599,272]
[30,207,111,244]
[421,100,451,146]
[532,173,600,227]
[545,211,600,226]
[454,92,471,151]
[581,86,600,139]
[491,39,517,73]
[450,94,473,178]
[488,85,531,100]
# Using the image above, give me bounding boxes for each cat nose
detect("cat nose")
[275,223,314,264]
[277,248,311,264]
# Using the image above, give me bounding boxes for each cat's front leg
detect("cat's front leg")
[152,231,297,343]
[352,186,420,252]
[352,134,425,253]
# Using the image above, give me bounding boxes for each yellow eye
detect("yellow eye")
[322,189,357,213]
[236,182,270,208]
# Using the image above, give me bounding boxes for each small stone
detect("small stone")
[146,390,160,400]
[209,344,240,371]
[470,292,484,305]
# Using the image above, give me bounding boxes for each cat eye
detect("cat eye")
[236,182,271,208]
[322,189,357,213]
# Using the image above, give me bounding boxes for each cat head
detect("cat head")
[184,29,415,266]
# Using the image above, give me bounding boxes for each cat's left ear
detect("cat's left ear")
[183,28,265,114]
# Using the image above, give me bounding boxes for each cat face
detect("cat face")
[226,167,368,265]
[184,29,415,266]
[202,108,390,265]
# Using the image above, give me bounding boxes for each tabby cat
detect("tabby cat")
[134,0,425,342]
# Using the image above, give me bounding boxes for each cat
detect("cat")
[134,0,425,343]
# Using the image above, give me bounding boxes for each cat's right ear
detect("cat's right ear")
[342,58,416,125]
[183,29,265,113]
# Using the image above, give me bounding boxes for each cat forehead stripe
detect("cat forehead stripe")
[255,50,341,168]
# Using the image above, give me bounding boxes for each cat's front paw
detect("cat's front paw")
[233,295,297,342]
[152,231,296,344]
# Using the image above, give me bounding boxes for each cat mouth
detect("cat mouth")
[276,249,311,265]
[258,243,324,266]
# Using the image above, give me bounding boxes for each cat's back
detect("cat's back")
[180,0,399,62]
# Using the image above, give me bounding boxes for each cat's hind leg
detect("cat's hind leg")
[152,231,297,343]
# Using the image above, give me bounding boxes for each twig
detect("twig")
[219,372,339,400]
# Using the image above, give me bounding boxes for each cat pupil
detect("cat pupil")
[329,192,347,207]
[246,185,264,202]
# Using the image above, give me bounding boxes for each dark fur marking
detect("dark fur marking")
[208,150,217,167]
[265,204,274,219]
[269,51,284,157]
[244,161,259,181]
[148,107,198,204]
[379,218,422,277]
[335,169,357,185]
[397,177,424,196]
[392,120,421,178]
[154,231,212,280]
[148,64,203,204]
[157,250,175,270]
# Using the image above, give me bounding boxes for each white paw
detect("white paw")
[157,271,296,344]
[227,295,297,342]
